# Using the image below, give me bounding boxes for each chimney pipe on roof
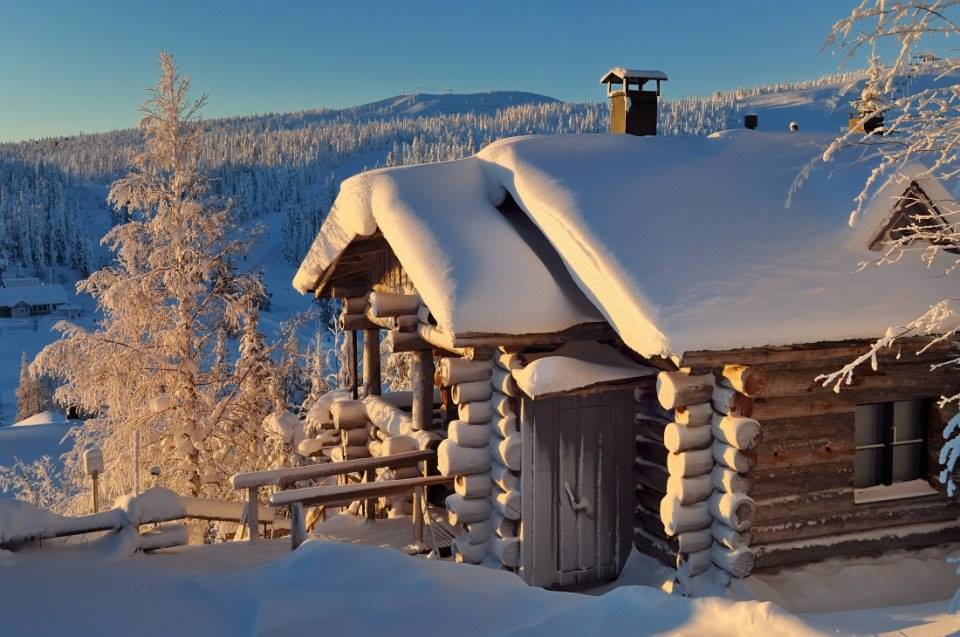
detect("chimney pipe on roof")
[744,114,758,130]
[600,68,667,136]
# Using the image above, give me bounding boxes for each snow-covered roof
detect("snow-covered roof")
[294,157,602,337]
[0,283,68,307]
[296,131,957,358]
[600,68,668,83]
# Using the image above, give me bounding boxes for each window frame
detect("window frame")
[854,399,930,490]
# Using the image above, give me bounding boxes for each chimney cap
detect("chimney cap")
[600,68,668,84]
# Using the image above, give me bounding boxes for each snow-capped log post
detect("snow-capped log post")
[646,369,718,583]
[363,328,381,396]
[436,356,496,564]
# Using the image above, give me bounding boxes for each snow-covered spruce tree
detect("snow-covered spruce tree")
[37,53,285,506]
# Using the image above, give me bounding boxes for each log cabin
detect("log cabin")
[291,68,960,590]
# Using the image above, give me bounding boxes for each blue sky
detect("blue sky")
[0,1,866,141]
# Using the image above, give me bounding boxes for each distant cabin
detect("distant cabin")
[0,283,71,319]
[293,69,960,590]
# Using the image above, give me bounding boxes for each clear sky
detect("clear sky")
[0,0,864,142]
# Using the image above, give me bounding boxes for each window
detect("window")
[854,399,935,502]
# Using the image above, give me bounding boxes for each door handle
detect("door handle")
[564,481,594,518]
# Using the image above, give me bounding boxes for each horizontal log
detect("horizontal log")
[451,380,493,405]
[719,365,768,397]
[757,413,854,444]
[437,439,491,477]
[495,351,525,372]
[637,436,669,467]
[369,291,420,318]
[491,511,519,538]
[490,432,522,471]
[455,473,493,498]
[663,422,712,453]
[751,496,960,544]
[675,403,713,427]
[448,421,492,448]
[681,337,956,370]
[709,491,757,532]
[446,493,492,525]
[233,449,432,489]
[754,488,854,525]
[491,368,520,397]
[666,447,714,478]
[749,461,853,499]
[458,401,493,424]
[666,474,713,505]
[711,415,762,451]
[492,393,515,418]
[344,296,369,315]
[340,313,379,331]
[710,466,753,495]
[660,495,711,535]
[753,436,854,470]
[712,441,755,474]
[384,330,432,353]
[711,544,756,578]
[635,415,666,443]
[341,428,370,446]
[331,400,368,430]
[491,535,521,568]
[463,519,493,544]
[657,371,714,410]
[452,536,488,564]
[491,461,520,493]
[438,358,493,386]
[677,547,712,578]
[635,484,664,514]
[711,520,752,550]
[452,321,617,349]
[633,528,677,569]
[634,460,668,494]
[712,386,754,418]
[391,314,419,332]
[494,415,519,437]
[676,529,713,554]
[492,487,521,520]
[635,504,670,541]
[754,520,960,571]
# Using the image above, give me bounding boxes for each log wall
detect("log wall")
[682,339,960,571]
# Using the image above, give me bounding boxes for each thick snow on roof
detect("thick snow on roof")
[0,283,67,307]
[297,130,956,357]
[478,131,958,357]
[294,157,602,336]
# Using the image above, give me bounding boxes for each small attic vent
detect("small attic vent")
[600,68,667,136]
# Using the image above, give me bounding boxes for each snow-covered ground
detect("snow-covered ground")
[0,530,957,636]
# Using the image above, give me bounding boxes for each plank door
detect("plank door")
[520,387,636,589]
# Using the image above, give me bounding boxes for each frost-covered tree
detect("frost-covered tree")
[37,53,283,505]
[15,352,54,422]
[812,2,960,607]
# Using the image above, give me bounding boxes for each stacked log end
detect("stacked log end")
[652,370,717,585]
[485,350,523,569]
[437,357,495,564]
[704,365,766,580]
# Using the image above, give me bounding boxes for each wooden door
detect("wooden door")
[520,387,636,588]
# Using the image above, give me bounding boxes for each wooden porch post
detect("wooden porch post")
[247,486,259,542]
[363,328,381,396]
[411,350,435,431]
[348,329,359,399]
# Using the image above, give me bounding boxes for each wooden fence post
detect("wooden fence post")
[247,486,259,542]
[290,502,306,550]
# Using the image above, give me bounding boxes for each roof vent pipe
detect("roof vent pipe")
[744,114,758,130]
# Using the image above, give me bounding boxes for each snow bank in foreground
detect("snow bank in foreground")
[0,539,822,637]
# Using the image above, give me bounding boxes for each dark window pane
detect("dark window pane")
[893,400,927,442]
[855,448,884,488]
[855,403,886,447]
[892,442,926,482]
